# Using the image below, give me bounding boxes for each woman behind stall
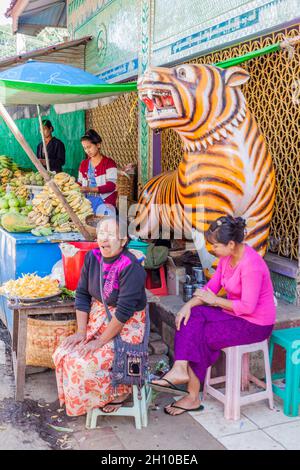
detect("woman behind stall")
[53,214,147,416]
[37,119,65,173]
[78,129,118,214]
[151,216,276,416]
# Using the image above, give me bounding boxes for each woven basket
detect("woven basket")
[26,318,77,369]
[117,170,135,199]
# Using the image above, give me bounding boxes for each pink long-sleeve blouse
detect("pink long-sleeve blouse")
[204,244,276,326]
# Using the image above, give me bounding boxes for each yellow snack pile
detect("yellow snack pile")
[0,274,60,299]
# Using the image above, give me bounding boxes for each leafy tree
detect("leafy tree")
[0,25,68,59]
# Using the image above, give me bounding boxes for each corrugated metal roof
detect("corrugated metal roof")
[0,35,92,72]
[6,1,67,36]
[5,1,18,17]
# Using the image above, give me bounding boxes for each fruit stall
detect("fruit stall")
[0,62,138,334]
[0,156,93,331]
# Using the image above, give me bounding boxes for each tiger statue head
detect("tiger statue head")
[138,63,250,150]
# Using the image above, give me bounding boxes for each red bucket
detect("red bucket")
[61,241,98,291]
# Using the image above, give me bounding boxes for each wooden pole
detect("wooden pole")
[0,102,93,241]
[37,105,50,172]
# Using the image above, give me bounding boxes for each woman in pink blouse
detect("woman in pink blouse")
[151,216,276,416]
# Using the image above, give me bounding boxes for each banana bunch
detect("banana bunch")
[0,156,24,191]
[0,168,14,190]
[53,172,80,192]
[0,155,13,171]
[9,176,29,200]
[0,169,13,177]
[29,172,93,233]
[28,209,50,227]
[12,186,29,200]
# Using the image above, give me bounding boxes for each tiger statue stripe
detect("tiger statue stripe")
[136,63,275,263]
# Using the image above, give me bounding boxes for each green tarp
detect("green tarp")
[0,80,137,105]
[0,106,85,177]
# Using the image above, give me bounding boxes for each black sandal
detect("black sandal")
[149,377,189,396]
[164,402,204,415]
[100,396,131,413]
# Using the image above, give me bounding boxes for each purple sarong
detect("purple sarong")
[174,305,273,383]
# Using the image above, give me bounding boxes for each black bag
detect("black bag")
[99,262,150,388]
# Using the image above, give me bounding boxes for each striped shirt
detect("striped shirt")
[78,155,118,206]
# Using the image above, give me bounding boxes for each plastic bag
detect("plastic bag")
[59,243,80,258]
[50,259,65,286]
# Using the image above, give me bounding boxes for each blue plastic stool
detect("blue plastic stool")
[269,327,300,416]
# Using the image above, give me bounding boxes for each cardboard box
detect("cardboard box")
[167,256,186,295]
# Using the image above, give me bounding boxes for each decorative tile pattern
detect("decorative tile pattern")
[70,0,139,82]
[161,24,300,260]
[153,0,252,44]
[271,272,297,305]
[138,0,152,186]
[152,0,300,66]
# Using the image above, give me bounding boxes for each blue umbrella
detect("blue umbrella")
[0,61,122,170]
[0,60,136,106]
[0,60,106,85]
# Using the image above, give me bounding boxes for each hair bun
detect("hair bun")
[234,217,246,229]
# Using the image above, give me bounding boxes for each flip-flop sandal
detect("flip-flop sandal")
[149,377,189,396]
[100,396,131,414]
[164,402,204,416]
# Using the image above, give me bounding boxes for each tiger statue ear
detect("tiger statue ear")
[224,66,250,87]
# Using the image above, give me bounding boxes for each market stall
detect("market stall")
[0,61,137,331]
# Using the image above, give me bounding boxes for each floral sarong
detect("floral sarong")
[53,300,146,416]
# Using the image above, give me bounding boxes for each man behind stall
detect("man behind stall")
[37,119,66,173]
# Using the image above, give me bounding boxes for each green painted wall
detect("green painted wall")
[0,107,85,177]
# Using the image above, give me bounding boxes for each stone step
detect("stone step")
[149,332,162,342]
[150,340,168,355]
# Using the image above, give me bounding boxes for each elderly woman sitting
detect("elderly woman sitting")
[53,215,147,416]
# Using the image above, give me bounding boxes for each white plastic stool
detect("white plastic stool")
[203,340,274,420]
[86,385,152,430]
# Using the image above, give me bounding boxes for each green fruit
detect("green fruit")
[31,229,42,237]
[21,206,32,215]
[9,207,20,214]
[1,213,35,232]
[39,227,53,236]
[18,197,26,207]
[0,199,9,210]
[8,198,20,208]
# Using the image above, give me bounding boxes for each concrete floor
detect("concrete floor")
[0,326,224,451]
[1,319,299,450]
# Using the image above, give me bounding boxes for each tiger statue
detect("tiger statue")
[135,63,275,264]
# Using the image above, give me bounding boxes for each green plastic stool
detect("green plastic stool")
[269,327,300,417]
